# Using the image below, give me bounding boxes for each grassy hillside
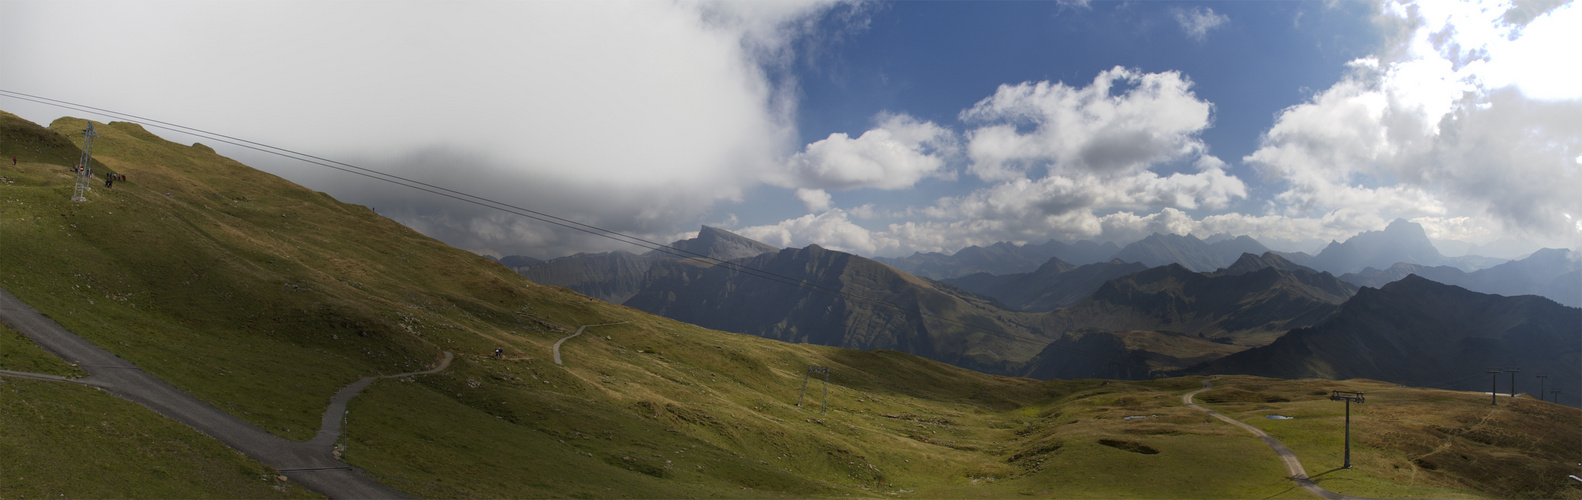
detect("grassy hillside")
[1195,376,1581,499]
[2,319,314,497]
[2,111,1577,498]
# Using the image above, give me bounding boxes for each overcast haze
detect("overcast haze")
[3,0,1578,260]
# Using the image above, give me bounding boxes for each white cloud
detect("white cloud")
[777,113,955,191]
[796,188,834,212]
[923,166,1245,224]
[1246,0,1582,250]
[748,65,1247,257]
[736,209,895,255]
[0,0,855,258]
[846,203,882,219]
[1173,6,1229,41]
[960,67,1214,181]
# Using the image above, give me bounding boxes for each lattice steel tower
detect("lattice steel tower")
[71,123,96,202]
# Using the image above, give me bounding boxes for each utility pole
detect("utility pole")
[1536,374,1548,402]
[1552,389,1561,403]
[1329,390,1365,469]
[1487,368,1503,405]
[71,123,96,202]
[797,365,830,414]
[1506,367,1520,398]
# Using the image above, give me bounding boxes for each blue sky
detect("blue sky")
[3,0,1578,259]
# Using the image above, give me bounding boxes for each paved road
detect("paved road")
[0,286,412,499]
[1183,377,1363,500]
[552,322,626,365]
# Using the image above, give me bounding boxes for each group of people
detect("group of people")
[104,172,127,188]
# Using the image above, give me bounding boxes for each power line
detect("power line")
[1,90,1085,357]
[1,91,851,291]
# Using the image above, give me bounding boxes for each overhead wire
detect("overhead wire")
[1,90,1080,355]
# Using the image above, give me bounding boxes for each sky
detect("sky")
[3,0,1579,260]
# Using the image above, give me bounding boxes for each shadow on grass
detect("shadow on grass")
[1261,484,1300,499]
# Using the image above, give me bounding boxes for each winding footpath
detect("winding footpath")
[310,352,453,449]
[1183,377,1364,500]
[552,322,627,365]
[0,286,435,499]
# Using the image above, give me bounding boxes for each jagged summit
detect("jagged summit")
[1313,218,1444,274]
[1218,252,1320,276]
[1112,233,1271,272]
[662,225,778,262]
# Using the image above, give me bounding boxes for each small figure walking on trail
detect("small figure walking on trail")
[11,156,15,165]
[104,172,114,188]
[494,348,504,359]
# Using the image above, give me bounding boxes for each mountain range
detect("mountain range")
[1340,247,1581,307]
[874,239,1120,279]
[520,224,1375,379]
[5,110,1578,499]
[1188,275,1581,407]
[515,225,778,303]
[1038,254,1359,347]
[863,219,1578,307]
[624,244,1049,374]
[943,258,1148,312]
[1111,233,1270,272]
[515,221,1577,387]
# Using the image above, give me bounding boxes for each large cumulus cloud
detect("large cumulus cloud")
[776,113,956,191]
[0,0,856,259]
[1246,0,1582,246]
[960,66,1214,180]
[743,66,1248,254]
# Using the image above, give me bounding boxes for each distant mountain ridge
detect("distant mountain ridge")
[1013,252,1356,380]
[1037,255,1359,348]
[651,225,779,262]
[876,240,1119,279]
[493,255,542,268]
[1187,275,1581,407]
[518,250,654,303]
[877,232,1275,278]
[505,222,1572,386]
[873,220,1536,283]
[1219,252,1320,276]
[1340,247,1581,307]
[1312,219,1444,274]
[944,258,1147,312]
[516,226,777,303]
[623,244,1049,374]
[1112,233,1270,272]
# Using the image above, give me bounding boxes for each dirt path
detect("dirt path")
[552,322,627,365]
[0,286,410,499]
[310,352,453,449]
[1183,377,1367,500]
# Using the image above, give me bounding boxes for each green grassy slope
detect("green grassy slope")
[1198,376,1581,499]
[0,377,321,499]
[0,321,87,378]
[2,111,1576,498]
